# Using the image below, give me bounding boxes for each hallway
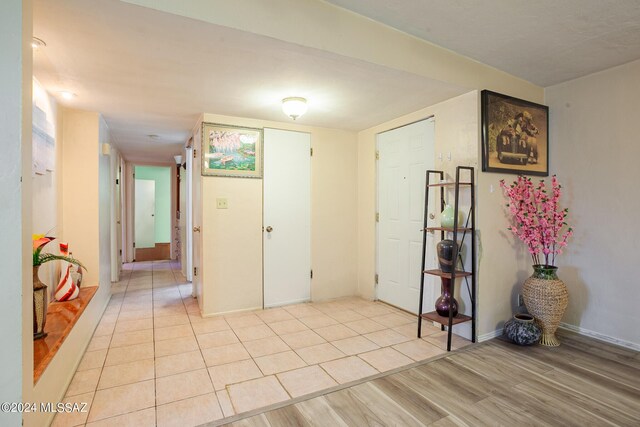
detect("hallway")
[53,261,470,426]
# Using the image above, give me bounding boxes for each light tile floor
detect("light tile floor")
[53,260,471,427]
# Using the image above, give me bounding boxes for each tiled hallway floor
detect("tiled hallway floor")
[53,261,471,427]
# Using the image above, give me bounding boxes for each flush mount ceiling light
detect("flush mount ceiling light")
[282,97,308,120]
[31,37,46,49]
[58,91,76,100]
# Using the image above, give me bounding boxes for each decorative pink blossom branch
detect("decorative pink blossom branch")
[499,175,573,267]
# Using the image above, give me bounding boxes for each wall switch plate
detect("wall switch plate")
[216,198,228,209]
[517,294,525,307]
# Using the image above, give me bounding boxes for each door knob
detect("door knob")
[429,213,435,220]
[265,226,273,233]
[193,226,201,232]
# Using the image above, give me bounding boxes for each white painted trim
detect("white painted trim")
[264,298,311,309]
[559,323,640,351]
[200,306,263,318]
[478,328,503,342]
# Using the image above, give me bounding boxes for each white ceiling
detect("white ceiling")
[327,0,640,87]
[33,0,466,162]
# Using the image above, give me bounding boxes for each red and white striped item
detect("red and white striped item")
[55,243,79,301]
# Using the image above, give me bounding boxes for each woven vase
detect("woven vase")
[522,265,568,347]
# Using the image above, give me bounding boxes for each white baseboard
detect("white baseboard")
[201,306,263,318]
[478,328,503,342]
[559,323,640,351]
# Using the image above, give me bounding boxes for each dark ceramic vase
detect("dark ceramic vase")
[33,266,48,340]
[436,239,456,273]
[504,313,541,346]
[435,278,458,317]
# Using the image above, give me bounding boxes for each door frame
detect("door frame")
[185,142,194,283]
[134,179,156,249]
[124,162,176,262]
[375,116,436,313]
[110,147,122,282]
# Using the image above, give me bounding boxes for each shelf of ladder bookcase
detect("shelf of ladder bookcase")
[426,182,472,188]
[421,311,472,326]
[423,269,472,278]
[424,227,473,232]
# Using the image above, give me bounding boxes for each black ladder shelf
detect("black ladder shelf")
[417,166,476,351]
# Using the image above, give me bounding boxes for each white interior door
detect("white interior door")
[377,118,436,313]
[186,145,194,282]
[191,130,203,302]
[135,179,156,249]
[263,128,311,308]
[117,159,124,268]
[111,152,121,282]
[179,156,187,277]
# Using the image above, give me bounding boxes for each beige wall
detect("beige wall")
[24,109,112,427]
[545,60,640,348]
[198,113,358,315]
[62,110,101,285]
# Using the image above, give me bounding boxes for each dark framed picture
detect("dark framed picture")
[481,90,549,176]
[201,122,263,178]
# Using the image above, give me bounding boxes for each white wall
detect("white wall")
[197,113,358,315]
[1,1,31,425]
[32,78,64,295]
[99,117,113,289]
[545,60,640,348]
[32,79,61,236]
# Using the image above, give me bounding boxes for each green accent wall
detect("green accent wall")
[135,166,171,243]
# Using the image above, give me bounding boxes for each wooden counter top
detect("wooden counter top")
[34,286,98,383]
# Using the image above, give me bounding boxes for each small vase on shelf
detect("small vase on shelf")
[435,278,458,317]
[440,204,464,229]
[435,239,459,317]
[436,239,456,273]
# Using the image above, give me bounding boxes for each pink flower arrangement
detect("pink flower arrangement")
[499,175,573,266]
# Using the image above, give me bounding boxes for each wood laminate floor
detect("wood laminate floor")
[215,331,640,427]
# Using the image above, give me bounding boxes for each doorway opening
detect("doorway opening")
[134,165,172,261]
